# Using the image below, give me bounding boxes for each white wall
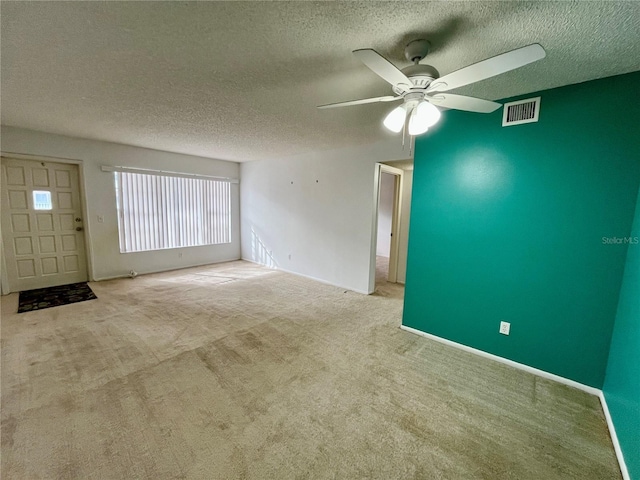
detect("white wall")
[240,139,409,294]
[376,172,394,257]
[1,126,240,284]
[396,168,412,284]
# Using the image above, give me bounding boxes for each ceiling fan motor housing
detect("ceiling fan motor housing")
[393,64,440,95]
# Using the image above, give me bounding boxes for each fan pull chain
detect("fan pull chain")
[402,106,410,150]
[402,121,405,149]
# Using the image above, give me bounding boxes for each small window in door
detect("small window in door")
[33,190,52,210]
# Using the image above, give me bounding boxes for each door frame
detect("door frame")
[368,163,404,293]
[0,152,94,294]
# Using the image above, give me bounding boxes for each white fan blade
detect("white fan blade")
[317,96,401,109]
[427,44,546,93]
[428,93,501,113]
[353,49,413,89]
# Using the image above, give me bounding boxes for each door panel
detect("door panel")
[1,157,87,292]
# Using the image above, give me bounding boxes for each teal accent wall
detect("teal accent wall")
[403,71,640,388]
[604,186,640,480]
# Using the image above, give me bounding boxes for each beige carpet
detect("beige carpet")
[1,261,621,479]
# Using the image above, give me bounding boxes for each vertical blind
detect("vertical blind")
[115,171,231,253]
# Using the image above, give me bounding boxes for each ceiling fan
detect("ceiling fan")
[318,40,546,136]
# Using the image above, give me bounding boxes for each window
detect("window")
[115,171,231,253]
[33,190,52,210]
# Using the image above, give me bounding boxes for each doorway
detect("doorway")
[1,157,88,292]
[376,171,395,281]
[370,163,405,293]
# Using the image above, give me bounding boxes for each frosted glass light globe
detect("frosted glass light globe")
[408,101,441,136]
[383,105,406,133]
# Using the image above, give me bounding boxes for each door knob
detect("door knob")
[76,227,84,231]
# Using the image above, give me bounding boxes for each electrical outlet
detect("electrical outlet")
[499,321,511,335]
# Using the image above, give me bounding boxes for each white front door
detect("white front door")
[1,157,88,292]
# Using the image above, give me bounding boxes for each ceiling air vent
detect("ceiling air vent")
[502,96,541,127]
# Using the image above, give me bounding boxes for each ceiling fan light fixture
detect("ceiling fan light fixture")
[418,101,441,127]
[383,104,406,133]
[408,109,429,136]
[407,101,438,136]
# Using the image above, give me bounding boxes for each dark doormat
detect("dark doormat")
[18,282,97,313]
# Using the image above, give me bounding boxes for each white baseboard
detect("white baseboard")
[400,325,600,395]
[91,257,243,283]
[400,325,630,478]
[598,391,630,480]
[91,273,132,282]
[241,257,369,294]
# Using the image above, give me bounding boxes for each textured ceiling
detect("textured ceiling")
[2,1,639,163]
